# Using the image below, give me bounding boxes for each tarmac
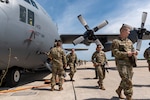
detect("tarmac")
[0,60,150,100]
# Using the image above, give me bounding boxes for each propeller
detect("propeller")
[136,12,147,51]
[72,14,108,48]
[127,12,148,51]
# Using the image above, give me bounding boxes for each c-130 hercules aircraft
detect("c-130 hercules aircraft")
[0,0,150,87]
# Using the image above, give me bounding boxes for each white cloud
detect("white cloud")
[56,0,101,33]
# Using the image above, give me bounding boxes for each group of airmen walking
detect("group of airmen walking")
[91,24,136,100]
[45,24,150,100]
[46,40,78,91]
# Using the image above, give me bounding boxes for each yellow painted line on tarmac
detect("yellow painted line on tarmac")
[0,84,50,94]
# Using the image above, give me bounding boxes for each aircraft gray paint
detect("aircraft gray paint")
[0,0,150,87]
[0,0,60,87]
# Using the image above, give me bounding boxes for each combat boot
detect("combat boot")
[50,86,55,91]
[100,85,105,90]
[126,96,132,100]
[59,86,63,91]
[70,78,75,81]
[116,86,124,99]
[97,82,105,90]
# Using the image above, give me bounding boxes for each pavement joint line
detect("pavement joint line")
[72,81,77,100]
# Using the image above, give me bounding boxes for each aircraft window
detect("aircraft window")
[28,9,34,26]
[30,0,38,9]
[19,5,26,23]
[24,0,30,4]
[6,0,9,3]
[0,0,9,4]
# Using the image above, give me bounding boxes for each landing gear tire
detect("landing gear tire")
[5,68,21,87]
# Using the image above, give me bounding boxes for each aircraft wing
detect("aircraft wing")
[60,33,119,44]
[60,31,150,52]
[143,35,150,39]
[64,48,88,51]
[60,33,119,52]
[60,34,83,44]
[64,48,88,54]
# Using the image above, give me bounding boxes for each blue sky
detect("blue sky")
[36,0,150,60]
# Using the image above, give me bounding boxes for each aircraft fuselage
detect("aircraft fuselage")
[0,0,60,70]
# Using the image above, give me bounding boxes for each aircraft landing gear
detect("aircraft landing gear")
[5,68,21,87]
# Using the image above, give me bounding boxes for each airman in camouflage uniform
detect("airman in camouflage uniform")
[92,44,108,90]
[66,49,78,81]
[143,43,150,72]
[111,24,138,100]
[49,40,67,91]
[93,47,99,79]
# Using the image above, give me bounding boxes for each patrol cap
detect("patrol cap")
[96,44,101,48]
[57,40,62,42]
[56,40,62,46]
[120,24,132,32]
[122,24,133,29]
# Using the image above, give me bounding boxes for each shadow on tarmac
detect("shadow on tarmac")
[32,88,50,91]
[77,67,117,71]
[84,96,119,100]
[77,67,95,70]
[83,78,95,80]
[133,84,150,88]
[0,70,50,90]
[84,97,150,100]
[18,70,50,86]
[75,86,99,89]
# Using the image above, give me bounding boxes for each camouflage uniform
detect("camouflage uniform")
[66,52,78,81]
[143,47,150,71]
[92,50,108,90]
[50,46,67,90]
[111,37,134,97]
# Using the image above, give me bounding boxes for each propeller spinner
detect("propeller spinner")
[72,14,108,49]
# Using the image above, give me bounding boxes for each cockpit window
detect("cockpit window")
[30,0,38,9]
[19,5,26,23]
[0,0,9,3]
[24,0,30,4]
[24,0,38,9]
[28,9,34,26]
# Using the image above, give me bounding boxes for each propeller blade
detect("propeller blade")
[141,12,147,28]
[78,14,89,30]
[72,36,85,45]
[135,12,147,51]
[136,39,142,51]
[94,39,104,49]
[93,20,108,32]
